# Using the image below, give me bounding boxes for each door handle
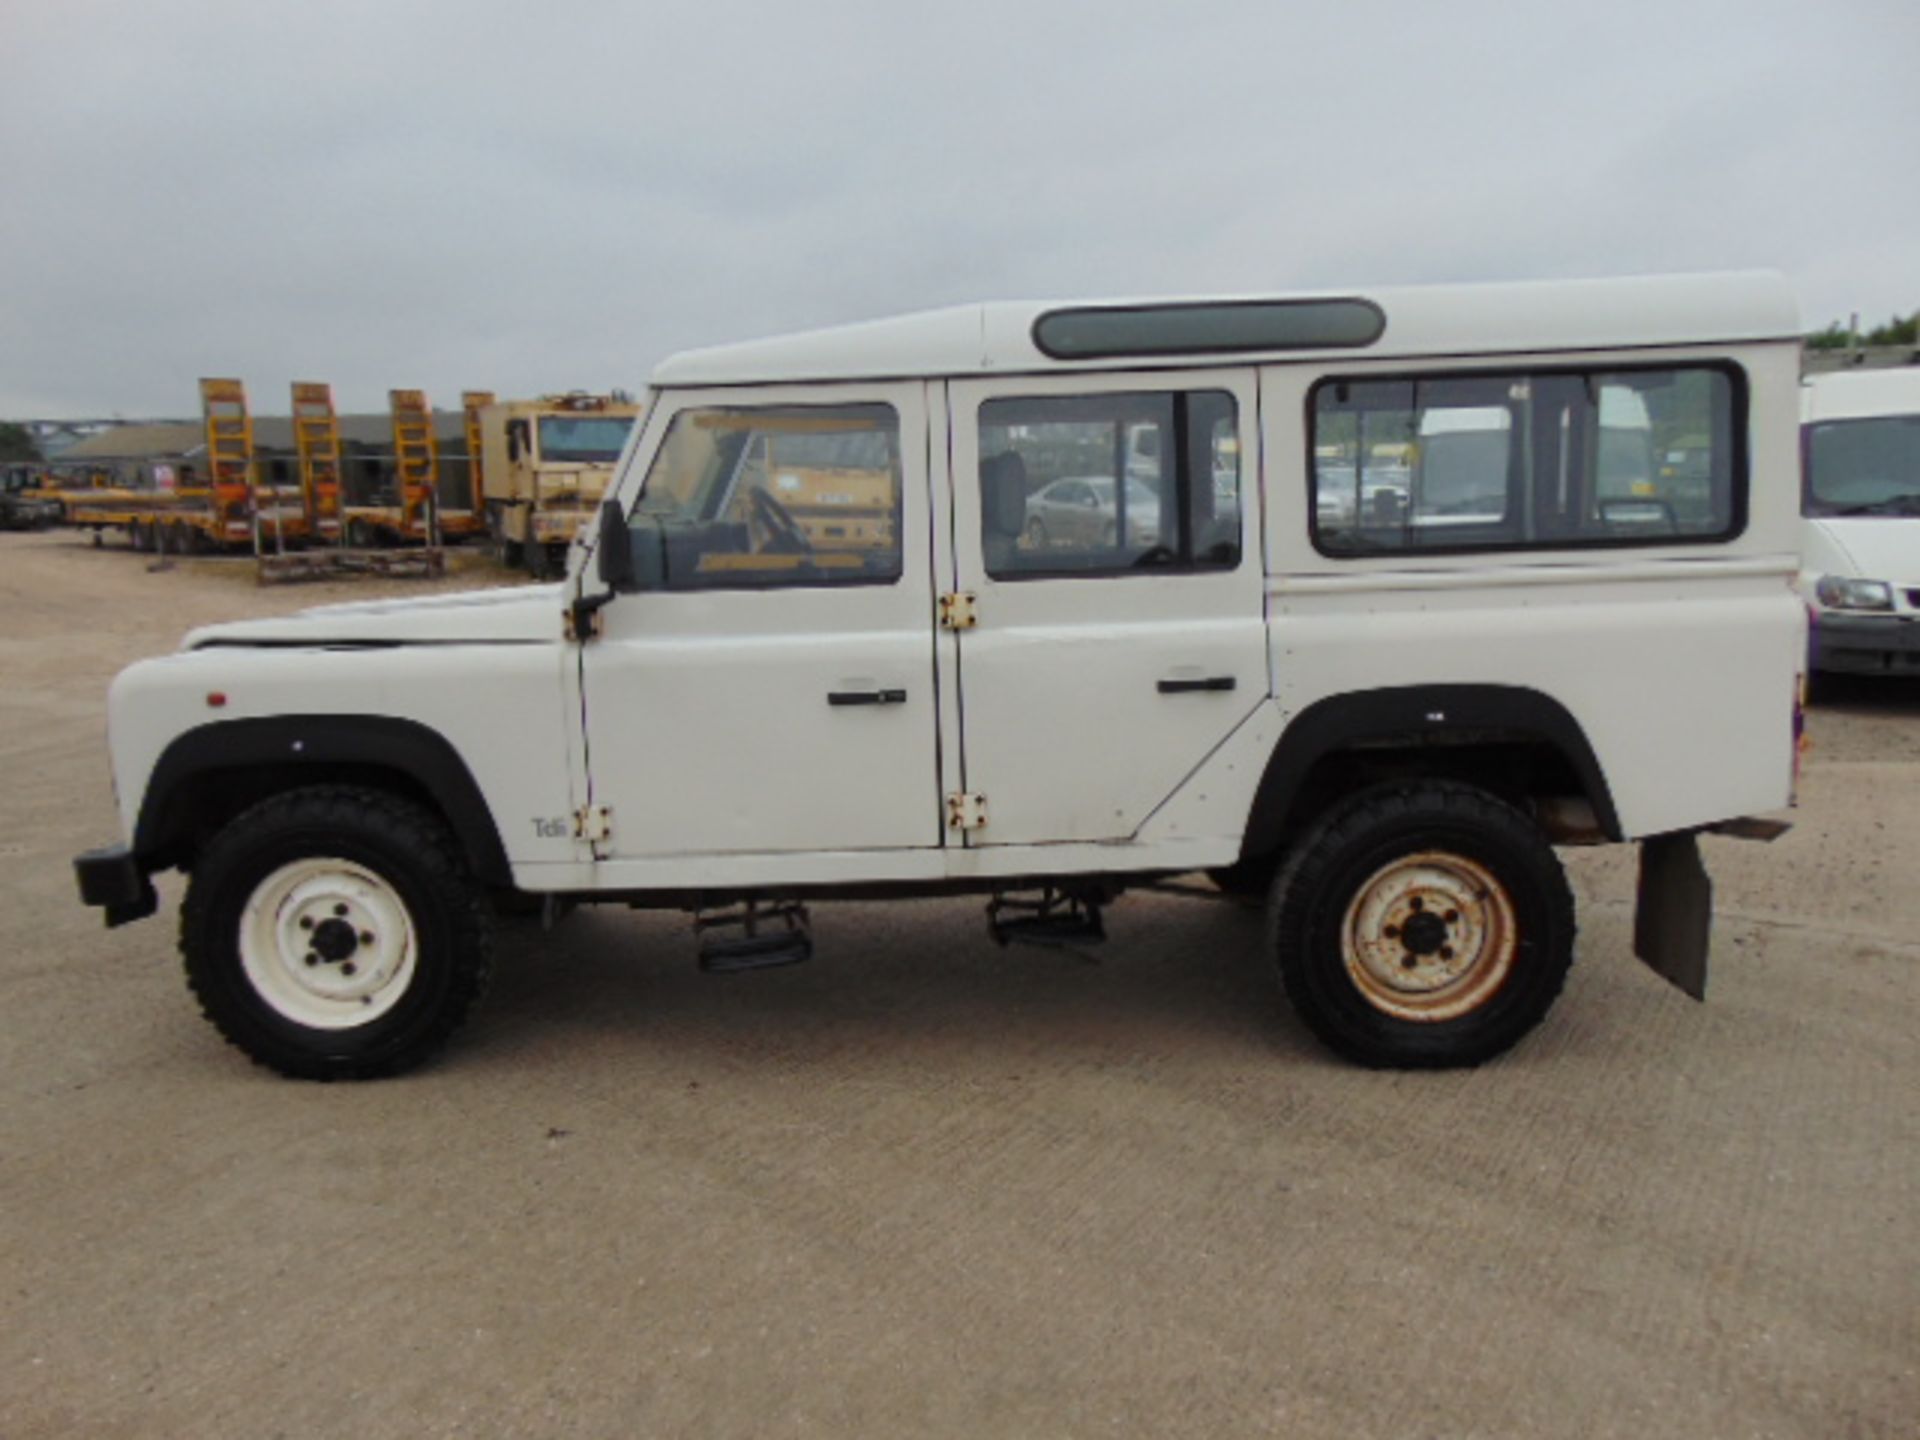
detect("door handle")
[827,689,909,706]
[1156,676,1236,694]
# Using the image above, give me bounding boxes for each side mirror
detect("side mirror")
[596,498,635,590]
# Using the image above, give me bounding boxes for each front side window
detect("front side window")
[1805,413,1920,517]
[1312,366,1742,554]
[978,390,1240,578]
[627,403,901,589]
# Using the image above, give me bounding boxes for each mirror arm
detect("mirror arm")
[569,496,635,641]
[569,586,617,641]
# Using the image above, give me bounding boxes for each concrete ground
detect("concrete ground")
[2,529,1914,1438]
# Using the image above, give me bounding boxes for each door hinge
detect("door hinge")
[574,804,613,843]
[938,591,978,630]
[564,601,605,642]
[946,791,988,831]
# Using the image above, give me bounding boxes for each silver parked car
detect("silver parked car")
[1024,475,1162,550]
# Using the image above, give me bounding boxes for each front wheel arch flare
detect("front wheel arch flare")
[135,714,514,887]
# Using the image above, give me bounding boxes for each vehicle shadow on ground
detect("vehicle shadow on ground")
[464,893,1329,1072]
[1807,672,1920,717]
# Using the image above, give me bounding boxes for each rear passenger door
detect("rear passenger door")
[945,370,1269,846]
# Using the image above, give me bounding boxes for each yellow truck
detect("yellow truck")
[479,392,640,577]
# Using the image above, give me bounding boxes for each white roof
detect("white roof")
[652,271,1799,387]
[1803,366,1920,423]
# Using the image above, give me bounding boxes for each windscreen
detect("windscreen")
[1806,414,1920,517]
[538,415,635,464]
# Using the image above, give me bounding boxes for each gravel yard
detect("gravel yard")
[3,528,1914,1438]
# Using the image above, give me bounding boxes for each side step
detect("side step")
[695,901,813,973]
[987,888,1106,949]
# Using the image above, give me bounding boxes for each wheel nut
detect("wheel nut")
[333,904,349,917]
[304,953,319,967]
[359,931,375,946]
[341,962,357,977]
[1401,955,1418,970]
[1445,910,1459,923]
[1409,897,1424,911]
[1384,924,1399,939]
[1440,946,1454,960]
[299,916,315,931]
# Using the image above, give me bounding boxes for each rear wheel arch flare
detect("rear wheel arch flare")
[1239,684,1621,859]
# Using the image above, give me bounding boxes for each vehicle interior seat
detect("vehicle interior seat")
[980,451,1028,573]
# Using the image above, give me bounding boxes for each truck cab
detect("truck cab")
[1799,368,1920,675]
[76,273,1807,1080]
[482,392,641,577]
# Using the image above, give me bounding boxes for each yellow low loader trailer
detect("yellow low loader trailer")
[63,379,311,553]
[478,392,640,578]
[340,390,488,547]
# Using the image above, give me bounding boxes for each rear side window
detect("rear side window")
[1311,365,1743,555]
[978,390,1240,578]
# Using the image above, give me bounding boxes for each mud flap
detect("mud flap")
[1633,831,1711,1000]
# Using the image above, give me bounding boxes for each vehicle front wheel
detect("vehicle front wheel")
[180,786,493,1080]
[1268,781,1574,1068]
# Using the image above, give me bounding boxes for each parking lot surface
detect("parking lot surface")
[3,530,1914,1438]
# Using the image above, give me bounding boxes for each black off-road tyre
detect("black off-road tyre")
[1267,781,1574,1069]
[180,786,493,1080]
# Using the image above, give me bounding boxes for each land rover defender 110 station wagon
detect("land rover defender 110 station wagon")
[75,273,1807,1079]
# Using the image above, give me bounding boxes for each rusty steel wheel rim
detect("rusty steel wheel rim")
[1340,850,1519,1022]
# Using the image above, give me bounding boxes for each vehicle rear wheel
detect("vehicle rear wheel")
[180,786,493,1080]
[1268,781,1574,1068]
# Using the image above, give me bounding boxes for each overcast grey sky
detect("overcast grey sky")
[2,0,1915,418]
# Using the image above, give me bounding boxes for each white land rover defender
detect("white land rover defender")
[75,274,1807,1079]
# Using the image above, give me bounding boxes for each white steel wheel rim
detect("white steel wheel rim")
[1340,850,1519,1023]
[237,858,419,1030]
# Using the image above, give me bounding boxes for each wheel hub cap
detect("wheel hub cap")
[309,917,360,963]
[239,858,418,1030]
[1340,850,1519,1022]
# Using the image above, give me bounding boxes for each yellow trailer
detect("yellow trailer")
[62,379,311,553]
[340,389,487,546]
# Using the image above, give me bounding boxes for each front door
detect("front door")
[581,382,942,859]
[946,369,1269,846]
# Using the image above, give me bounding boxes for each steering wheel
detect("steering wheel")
[748,485,812,554]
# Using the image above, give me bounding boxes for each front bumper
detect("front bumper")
[74,845,158,927]
[1812,612,1920,675]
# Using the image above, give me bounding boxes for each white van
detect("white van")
[1800,369,1920,674]
[76,273,1807,1079]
